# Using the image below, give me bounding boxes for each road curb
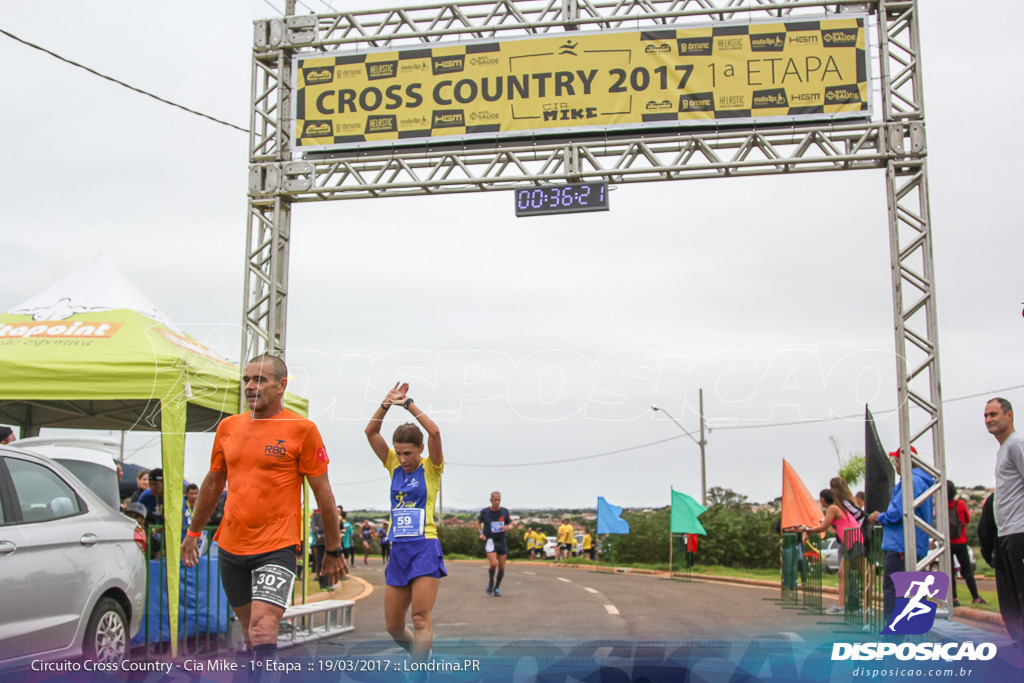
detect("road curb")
[304,574,374,603]
[951,605,1005,627]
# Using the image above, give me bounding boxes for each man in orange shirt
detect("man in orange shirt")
[181,355,346,674]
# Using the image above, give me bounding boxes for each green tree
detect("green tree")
[602,508,670,564]
[599,488,778,569]
[838,452,866,487]
[695,487,778,568]
[437,526,484,557]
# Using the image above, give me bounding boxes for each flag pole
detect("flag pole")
[668,488,674,576]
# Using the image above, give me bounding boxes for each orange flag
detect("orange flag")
[781,459,824,530]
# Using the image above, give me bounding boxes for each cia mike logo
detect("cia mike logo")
[883,571,949,635]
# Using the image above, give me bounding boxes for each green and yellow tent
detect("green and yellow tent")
[0,254,307,655]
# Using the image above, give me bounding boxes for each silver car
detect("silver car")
[0,445,145,671]
[821,536,841,574]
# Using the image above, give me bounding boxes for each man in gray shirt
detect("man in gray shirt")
[986,397,1024,649]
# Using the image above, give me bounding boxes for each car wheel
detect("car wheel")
[83,598,128,664]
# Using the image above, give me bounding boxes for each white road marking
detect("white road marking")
[557,577,572,583]
[584,587,599,594]
[605,605,620,615]
[523,571,537,575]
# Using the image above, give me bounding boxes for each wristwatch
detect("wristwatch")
[403,397,414,409]
[326,548,343,558]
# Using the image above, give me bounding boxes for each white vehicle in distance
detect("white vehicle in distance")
[13,437,121,510]
[0,445,145,671]
[822,536,976,578]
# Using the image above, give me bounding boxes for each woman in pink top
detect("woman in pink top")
[802,489,857,615]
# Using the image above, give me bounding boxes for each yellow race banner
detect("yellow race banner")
[293,16,868,150]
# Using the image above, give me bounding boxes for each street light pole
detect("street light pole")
[651,394,708,506]
[699,388,706,507]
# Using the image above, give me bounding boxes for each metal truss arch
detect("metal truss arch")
[243,0,950,608]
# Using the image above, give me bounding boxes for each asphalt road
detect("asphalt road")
[302,560,850,658]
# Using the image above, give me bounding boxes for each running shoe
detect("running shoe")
[952,599,960,607]
[493,588,501,597]
[824,605,844,615]
[972,597,988,605]
[485,586,493,595]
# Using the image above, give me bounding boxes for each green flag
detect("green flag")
[671,488,708,535]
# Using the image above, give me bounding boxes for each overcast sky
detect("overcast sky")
[2,1,1021,511]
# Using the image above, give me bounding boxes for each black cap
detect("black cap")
[149,468,164,482]
[0,426,12,441]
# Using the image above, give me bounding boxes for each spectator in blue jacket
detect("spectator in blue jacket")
[867,445,935,623]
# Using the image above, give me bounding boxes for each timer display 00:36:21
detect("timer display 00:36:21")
[514,182,609,217]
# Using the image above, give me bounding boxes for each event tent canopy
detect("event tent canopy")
[0,253,307,654]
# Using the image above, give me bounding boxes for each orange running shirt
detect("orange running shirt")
[210,409,329,555]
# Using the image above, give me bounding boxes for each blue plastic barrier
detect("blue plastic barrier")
[131,555,231,647]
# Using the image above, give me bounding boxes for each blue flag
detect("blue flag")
[597,497,630,534]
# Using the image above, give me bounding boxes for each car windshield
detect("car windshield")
[54,460,118,509]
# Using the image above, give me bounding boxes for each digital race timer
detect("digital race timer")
[514,181,610,217]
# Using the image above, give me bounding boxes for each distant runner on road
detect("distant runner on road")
[478,492,513,596]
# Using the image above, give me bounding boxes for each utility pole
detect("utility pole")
[699,388,707,507]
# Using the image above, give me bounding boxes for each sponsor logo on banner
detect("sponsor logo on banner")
[469,55,499,66]
[542,103,598,121]
[646,100,674,111]
[716,37,745,51]
[645,43,671,53]
[718,94,746,109]
[749,33,785,52]
[822,28,859,47]
[340,67,363,78]
[469,111,500,121]
[791,92,822,103]
[303,120,333,137]
[677,38,713,56]
[400,115,429,128]
[790,35,819,45]
[0,320,123,339]
[366,61,398,80]
[366,115,398,134]
[679,92,714,111]
[342,122,362,131]
[303,67,334,86]
[825,84,862,104]
[432,109,465,128]
[432,55,465,75]
[400,61,428,73]
[752,88,788,108]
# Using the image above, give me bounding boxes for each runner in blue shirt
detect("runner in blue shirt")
[477,492,513,596]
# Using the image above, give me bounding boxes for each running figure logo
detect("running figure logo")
[883,571,949,635]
